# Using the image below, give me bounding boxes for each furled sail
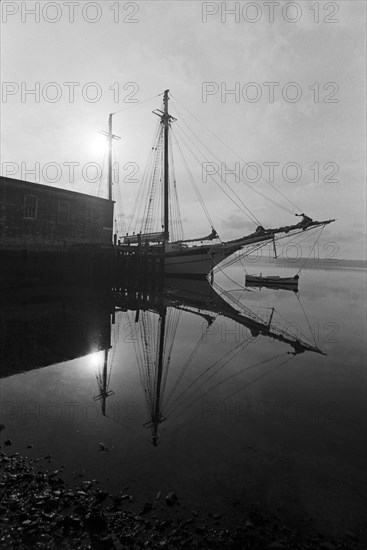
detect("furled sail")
[178,227,219,243]
[122,231,166,244]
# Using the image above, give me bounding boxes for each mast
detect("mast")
[163,90,169,241]
[153,90,176,242]
[108,114,113,201]
[151,307,167,446]
[99,115,121,201]
[93,349,114,416]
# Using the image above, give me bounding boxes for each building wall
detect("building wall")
[0,177,114,248]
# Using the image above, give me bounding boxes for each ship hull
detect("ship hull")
[164,245,228,277]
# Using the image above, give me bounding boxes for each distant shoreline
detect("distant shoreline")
[243,257,367,270]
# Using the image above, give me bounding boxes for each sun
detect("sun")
[90,134,108,157]
[87,350,104,368]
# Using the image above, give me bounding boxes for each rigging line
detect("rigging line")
[172,129,214,231]
[296,225,325,275]
[213,239,271,274]
[152,312,164,405]
[102,406,154,446]
[216,224,324,275]
[214,267,245,289]
[127,119,161,234]
[143,128,163,234]
[295,293,320,351]
[171,94,301,214]
[173,102,296,217]
[165,337,253,417]
[125,311,153,412]
[175,122,262,225]
[271,225,326,259]
[176,113,296,218]
[199,351,286,403]
[111,92,162,116]
[112,141,127,234]
[165,355,292,436]
[142,125,163,234]
[175,120,256,223]
[240,256,250,277]
[92,147,108,197]
[142,312,157,411]
[174,123,260,225]
[218,355,293,402]
[167,337,262,418]
[162,319,215,412]
[169,131,185,240]
[212,281,266,325]
[161,308,182,399]
[175,121,258,225]
[171,128,216,230]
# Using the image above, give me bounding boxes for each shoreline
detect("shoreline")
[0,450,363,550]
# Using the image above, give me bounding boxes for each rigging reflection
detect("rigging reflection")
[95,277,325,446]
[0,280,324,447]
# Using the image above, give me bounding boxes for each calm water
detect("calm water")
[1,265,366,538]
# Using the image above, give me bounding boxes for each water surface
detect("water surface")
[1,265,366,538]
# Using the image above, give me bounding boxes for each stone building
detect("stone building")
[0,176,114,249]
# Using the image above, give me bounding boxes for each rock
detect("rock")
[94,489,109,503]
[96,534,114,549]
[180,535,193,546]
[84,511,108,533]
[141,501,153,514]
[157,520,170,532]
[112,538,124,550]
[165,492,178,507]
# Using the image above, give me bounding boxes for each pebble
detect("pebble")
[0,451,363,550]
[165,491,178,507]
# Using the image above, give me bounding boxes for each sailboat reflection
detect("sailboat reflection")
[95,277,324,446]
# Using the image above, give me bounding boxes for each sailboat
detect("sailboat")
[111,90,334,278]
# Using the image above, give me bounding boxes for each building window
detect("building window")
[24,195,38,219]
[58,200,70,224]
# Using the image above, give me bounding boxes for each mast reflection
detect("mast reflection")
[108,277,325,446]
[0,279,325,447]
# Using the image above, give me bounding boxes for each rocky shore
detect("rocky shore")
[0,448,363,550]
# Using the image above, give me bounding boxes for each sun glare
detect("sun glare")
[88,350,104,368]
[90,134,107,158]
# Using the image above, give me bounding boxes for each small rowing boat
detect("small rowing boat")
[245,274,299,291]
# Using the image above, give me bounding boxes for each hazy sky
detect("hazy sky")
[1,1,366,259]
